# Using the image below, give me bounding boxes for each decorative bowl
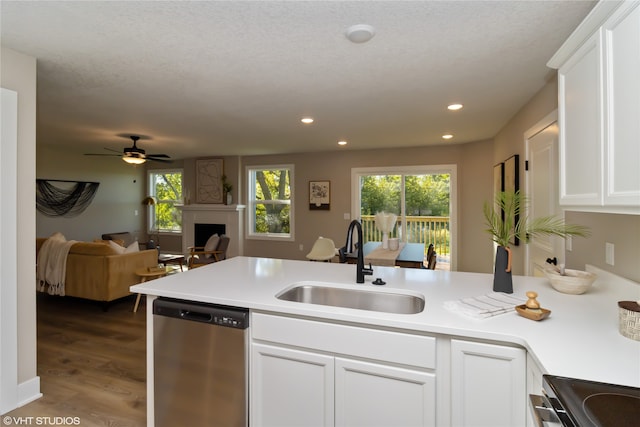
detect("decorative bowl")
[543,268,597,295]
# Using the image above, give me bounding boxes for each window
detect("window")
[352,165,457,270]
[247,165,294,240]
[148,170,183,233]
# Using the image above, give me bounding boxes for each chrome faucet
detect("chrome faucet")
[339,220,373,283]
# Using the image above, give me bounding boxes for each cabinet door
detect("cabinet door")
[558,30,603,205]
[335,357,436,427]
[251,343,334,427]
[603,1,640,206]
[451,340,526,427]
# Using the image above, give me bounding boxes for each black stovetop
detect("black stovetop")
[544,375,640,427]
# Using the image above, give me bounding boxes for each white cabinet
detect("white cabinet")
[554,0,640,210]
[525,354,545,427]
[335,357,436,427]
[251,312,436,427]
[602,2,640,206]
[450,339,527,427]
[558,31,602,206]
[251,343,334,426]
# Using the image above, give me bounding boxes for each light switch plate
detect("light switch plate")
[605,242,615,265]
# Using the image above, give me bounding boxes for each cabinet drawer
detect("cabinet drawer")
[252,312,436,369]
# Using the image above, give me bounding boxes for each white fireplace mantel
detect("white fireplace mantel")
[179,204,245,258]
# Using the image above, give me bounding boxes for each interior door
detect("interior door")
[526,117,563,277]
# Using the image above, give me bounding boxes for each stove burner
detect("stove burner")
[543,375,640,427]
[583,393,640,427]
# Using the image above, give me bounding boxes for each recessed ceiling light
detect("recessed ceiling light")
[338,140,348,146]
[301,117,314,124]
[345,24,375,43]
[442,134,453,140]
[447,104,463,111]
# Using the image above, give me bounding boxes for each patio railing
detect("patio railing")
[361,215,450,256]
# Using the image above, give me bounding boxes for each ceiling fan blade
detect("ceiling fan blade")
[147,157,173,163]
[147,153,170,158]
[104,147,123,154]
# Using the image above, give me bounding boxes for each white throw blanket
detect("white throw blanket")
[36,232,77,296]
[443,292,526,319]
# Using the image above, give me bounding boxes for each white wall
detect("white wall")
[1,47,39,412]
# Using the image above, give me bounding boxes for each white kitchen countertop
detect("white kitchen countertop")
[131,256,640,388]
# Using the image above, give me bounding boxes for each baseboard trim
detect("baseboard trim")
[17,376,41,407]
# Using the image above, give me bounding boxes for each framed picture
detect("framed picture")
[504,154,520,246]
[196,158,224,204]
[493,162,505,221]
[309,181,330,210]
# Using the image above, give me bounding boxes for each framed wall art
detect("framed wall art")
[309,181,330,210]
[493,162,505,221]
[504,154,520,246]
[196,158,224,204]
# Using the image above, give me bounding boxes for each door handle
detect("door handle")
[546,257,557,266]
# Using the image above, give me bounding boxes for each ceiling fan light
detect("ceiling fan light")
[122,155,146,165]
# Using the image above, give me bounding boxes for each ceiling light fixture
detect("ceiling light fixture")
[301,117,314,124]
[447,103,463,111]
[122,155,146,165]
[442,134,453,140]
[345,24,375,43]
[338,140,348,146]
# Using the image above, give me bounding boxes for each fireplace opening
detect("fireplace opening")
[194,223,226,247]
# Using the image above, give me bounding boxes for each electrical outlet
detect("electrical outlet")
[605,242,615,266]
[566,235,572,252]
[299,244,304,251]
[134,209,139,216]
[344,213,351,220]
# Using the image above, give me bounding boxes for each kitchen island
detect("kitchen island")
[132,256,639,426]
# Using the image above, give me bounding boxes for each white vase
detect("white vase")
[226,193,232,205]
[382,233,389,249]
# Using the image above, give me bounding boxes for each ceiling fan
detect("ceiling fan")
[84,135,172,164]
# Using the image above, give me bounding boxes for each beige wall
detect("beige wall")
[36,148,148,242]
[239,141,495,273]
[1,47,38,396]
[492,76,560,275]
[566,212,640,283]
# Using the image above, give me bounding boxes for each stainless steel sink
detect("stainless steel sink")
[276,283,425,314]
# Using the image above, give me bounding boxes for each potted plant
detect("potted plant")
[222,175,233,205]
[483,190,590,293]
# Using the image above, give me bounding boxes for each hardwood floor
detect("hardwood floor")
[5,293,147,426]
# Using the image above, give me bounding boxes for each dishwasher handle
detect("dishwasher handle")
[153,297,249,329]
[180,309,213,323]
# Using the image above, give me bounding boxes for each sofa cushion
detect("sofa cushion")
[69,242,118,256]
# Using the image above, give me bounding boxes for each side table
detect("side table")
[133,267,167,313]
[158,253,185,271]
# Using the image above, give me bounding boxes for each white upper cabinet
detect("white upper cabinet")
[603,2,640,206]
[558,31,603,205]
[550,0,640,212]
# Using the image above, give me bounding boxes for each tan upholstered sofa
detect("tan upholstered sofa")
[36,237,158,305]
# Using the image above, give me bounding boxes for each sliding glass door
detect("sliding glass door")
[352,165,456,270]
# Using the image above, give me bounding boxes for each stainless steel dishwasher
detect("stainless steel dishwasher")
[153,297,249,427]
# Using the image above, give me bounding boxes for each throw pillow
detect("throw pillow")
[204,234,220,258]
[124,241,140,253]
[108,240,125,254]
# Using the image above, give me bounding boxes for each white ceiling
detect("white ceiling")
[1,1,596,161]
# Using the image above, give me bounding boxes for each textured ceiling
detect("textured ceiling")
[1,1,596,160]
